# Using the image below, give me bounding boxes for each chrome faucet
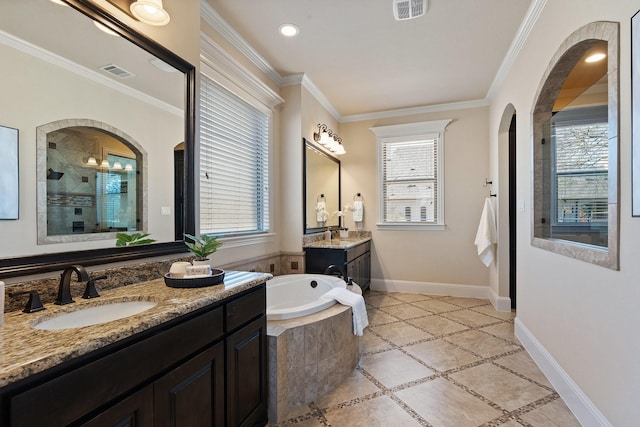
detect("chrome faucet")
[55,265,90,305]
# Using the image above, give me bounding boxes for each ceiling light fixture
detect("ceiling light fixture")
[585,52,606,63]
[313,124,346,155]
[130,0,170,26]
[279,24,299,37]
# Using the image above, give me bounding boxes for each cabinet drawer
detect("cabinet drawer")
[345,241,370,262]
[10,306,223,427]
[225,285,266,333]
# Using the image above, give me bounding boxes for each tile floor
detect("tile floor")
[268,290,581,427]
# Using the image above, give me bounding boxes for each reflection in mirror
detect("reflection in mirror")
[39,122,144,243]
[532,22,619,269]
[303,139,341,233]
[0,0,196,277]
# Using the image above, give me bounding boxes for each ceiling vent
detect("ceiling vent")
[393,0,427,21]
[99,64,135,79]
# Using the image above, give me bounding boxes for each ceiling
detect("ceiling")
[206,0,534,118]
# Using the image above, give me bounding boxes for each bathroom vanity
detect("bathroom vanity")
[0,271,269,427]
[304,238,371,291]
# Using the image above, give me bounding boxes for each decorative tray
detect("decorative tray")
[164,269,225,288]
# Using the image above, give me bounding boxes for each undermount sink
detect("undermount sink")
[33,299,157,330]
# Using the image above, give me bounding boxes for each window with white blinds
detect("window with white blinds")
[371,120,450,229]
[199,75,270,235]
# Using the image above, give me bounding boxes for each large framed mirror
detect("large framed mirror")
[303,138,341,234]
[0,0,195,277]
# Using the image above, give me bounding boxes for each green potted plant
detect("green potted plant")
[183,233,222,263]
[115,232,156,247]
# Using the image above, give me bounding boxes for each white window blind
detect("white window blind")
[382,138,438,223]
[199,75,270,235]
[371,120,449,229]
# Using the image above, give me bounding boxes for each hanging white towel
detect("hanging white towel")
[316,201,326,222]
[474,197,497,267]
[352,200,364,222]
[321,287,369,336]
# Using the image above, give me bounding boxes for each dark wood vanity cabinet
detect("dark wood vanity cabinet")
[305,240,371,291]
[0,284,267,427]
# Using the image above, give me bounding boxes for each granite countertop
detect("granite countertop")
[303,236,371,250]
[0,270,271,388]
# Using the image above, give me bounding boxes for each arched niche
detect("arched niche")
[531,21,619,269]
[37,118,148,244]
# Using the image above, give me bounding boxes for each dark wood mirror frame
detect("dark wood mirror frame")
[303,138,341,234]
[0,0,196,278]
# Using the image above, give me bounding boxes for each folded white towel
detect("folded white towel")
[316,201,326,222]
[474,197,497,267]
[352,200,364,222]
[321,287,369,336]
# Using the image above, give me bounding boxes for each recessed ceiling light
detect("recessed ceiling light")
[279,24,299,37]
[585,52,606,63]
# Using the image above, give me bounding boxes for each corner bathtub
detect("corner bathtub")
[266,274,346,320]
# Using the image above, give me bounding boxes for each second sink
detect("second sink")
[33,299,157,330]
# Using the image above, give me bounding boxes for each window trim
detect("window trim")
[371,119,451,230]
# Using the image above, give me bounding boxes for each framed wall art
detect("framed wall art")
[0,125,19,220]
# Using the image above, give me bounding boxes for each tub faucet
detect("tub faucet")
[324,264,346,280]
[55,265,89,305]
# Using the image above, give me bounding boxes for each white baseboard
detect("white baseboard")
[515,318,612,427]
[371,278,511,312]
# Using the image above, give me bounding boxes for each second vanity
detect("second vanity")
[0,271,270,427]
[304,236,371,291]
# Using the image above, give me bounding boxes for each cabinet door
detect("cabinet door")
[81,384,153,427]
[226,316,267,427]
[154,342,225,427]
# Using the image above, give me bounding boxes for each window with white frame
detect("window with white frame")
[198,72,271,236]
[371,120,450,230]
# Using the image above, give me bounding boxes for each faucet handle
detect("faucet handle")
[83,275,107,299]
[10,290,45,313]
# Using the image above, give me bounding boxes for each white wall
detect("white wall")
[490,1,640,424]
[340,107,492,296]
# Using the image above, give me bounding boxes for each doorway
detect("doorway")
[509,114,517,309]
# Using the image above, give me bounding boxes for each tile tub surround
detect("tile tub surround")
[0,271,270,387]
[268,291,580,427]
[267,287,362,423]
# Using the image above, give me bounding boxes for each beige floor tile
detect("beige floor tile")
[389,292,433,303]
[441,296,490,308]
[472,304,516,320]
[368,322,431,346]
[379,303,431,320]
[360,349,434,388]
[270,414,326,426]
[519,398,581,427]
[313,369,380,409]
[411,299,461,313]
[494,351,553,389]
[442,309,501,327]
[498,421,524,427]
[367,308,401,326]
[479,322,518,343]
[324,395,421,426]
[395,378,502,427]
[446,330,521,358]
[361,330,394,353]
[406,314,470,336]
[365,294,404,308]
[450,363,551,411]
[404,339,481,372]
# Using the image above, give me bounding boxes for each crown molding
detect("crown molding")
[486,0,548,101]
[0,30,182,117]
[200,0,284,86]
[341,99,489,123]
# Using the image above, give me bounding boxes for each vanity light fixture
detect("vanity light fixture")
[130,0,170,26]
[100,159,110,168]
[124,164,134,171]
[112,161,124,170]
[279,24,299,37]
[86,156,98,166]
[313,123,346,155]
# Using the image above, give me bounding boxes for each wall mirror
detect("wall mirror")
[532,21,619,269]
[303,138,341,233]
[0,0,195,277]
